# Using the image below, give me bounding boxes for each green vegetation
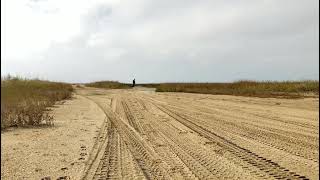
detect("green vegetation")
[1,76,73,129]
[151,80,319,98]
[85,81,131,89]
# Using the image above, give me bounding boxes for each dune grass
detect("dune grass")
[1,76,73,129]
[150,80,319,98]
[85,81,131,89]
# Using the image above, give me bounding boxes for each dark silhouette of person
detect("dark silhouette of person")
[132,78,135,87]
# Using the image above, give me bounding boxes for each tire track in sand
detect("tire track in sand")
[154,103,310,180]
[78,88,315,180]
[83,95,173,180]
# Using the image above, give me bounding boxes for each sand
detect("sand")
[1,86,319,179]
[1,94,106,179]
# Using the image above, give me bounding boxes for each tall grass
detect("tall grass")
[153,80,319,98]
[85,81,131,89]
[1,76,73,129]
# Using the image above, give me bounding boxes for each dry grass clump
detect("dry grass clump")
[154,80,319,98]
[85,81,131,89]
[1,76,73,129]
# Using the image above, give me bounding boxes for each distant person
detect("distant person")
[132,78,135,87]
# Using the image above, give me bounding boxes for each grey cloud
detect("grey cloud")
[3,0,319,83]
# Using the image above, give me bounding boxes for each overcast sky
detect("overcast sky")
[1,0,319,83]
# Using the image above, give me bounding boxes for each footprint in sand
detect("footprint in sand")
[57,176,71,180]
[60,167,68,171]
[35,168,42,172]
